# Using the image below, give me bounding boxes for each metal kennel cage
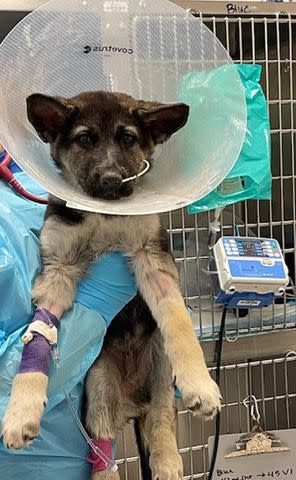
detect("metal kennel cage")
[116,351,296,479]
[115,2,296,478]
[162,1,296,341]
[0,1,296,479]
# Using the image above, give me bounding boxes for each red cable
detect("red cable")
[0,153,48,205]
[9,177,48,204]
[2,152,11,167]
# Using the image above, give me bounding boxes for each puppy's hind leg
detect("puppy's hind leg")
[146,404,182,480]
[85,352,124,480]
[145,332,183,480]
[91,471,120,480]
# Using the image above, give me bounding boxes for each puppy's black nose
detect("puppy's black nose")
[100,172,122,190]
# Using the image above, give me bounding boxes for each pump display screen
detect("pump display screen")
[238,240,262,256]
[222,238,281,258]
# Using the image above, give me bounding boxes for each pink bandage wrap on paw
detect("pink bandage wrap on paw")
[86,438,114,473]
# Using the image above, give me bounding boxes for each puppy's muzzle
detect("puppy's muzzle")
[98,159,150,195]
[100,171,122,191]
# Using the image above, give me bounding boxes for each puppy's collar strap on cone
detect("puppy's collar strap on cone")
[121,159,150,183]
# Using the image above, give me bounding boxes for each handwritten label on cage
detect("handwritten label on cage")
[208,430,296,480]
[226,4,257,15]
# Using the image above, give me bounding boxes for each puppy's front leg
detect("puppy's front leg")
[2,214,94,449]
[131,247,221,420]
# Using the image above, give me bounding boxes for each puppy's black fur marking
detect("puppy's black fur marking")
[134,418,152,480]
[45,199,85,225]
[104,293,157,347]
[100,293,156,477]
[158,227,170,254]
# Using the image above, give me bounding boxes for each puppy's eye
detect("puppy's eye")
[76,133,92,147]
[120,132,136,147]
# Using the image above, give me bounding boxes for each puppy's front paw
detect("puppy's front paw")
[180,372,222,421]
[150,450,183,480]
[1,372,48,450]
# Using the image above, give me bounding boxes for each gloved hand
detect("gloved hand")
[76,252,137,327]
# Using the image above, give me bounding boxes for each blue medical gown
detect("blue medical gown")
[0,172,137,479]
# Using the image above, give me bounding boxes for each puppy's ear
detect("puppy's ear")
[135,102,189,144]
[26,94,78,143]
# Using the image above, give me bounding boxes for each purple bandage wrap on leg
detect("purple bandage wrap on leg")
[19,308,59,376]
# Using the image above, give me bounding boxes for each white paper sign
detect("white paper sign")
[208,430,296,480]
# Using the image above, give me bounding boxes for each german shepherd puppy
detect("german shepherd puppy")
[2,92,221,479]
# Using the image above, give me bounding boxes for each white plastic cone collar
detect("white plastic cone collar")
[0,0,246,215]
